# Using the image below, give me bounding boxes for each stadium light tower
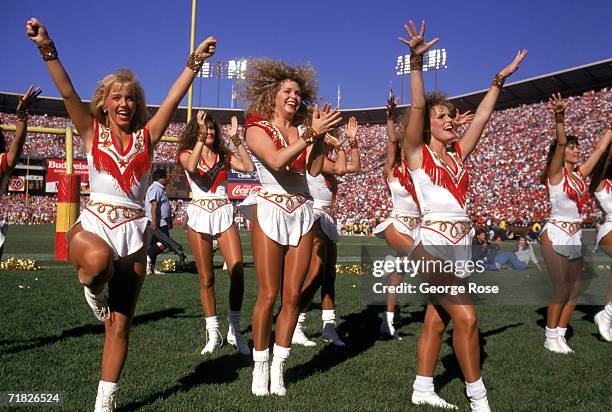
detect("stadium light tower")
[197,59,248,108]
[395,48,448,104]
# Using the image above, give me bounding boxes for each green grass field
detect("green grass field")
[1,225,611,411]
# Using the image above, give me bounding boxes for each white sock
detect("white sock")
[465,377,487,400]
[545,326,557,339]
[253,348,269,362]
[297,312,307,325]
[97,380,118,394]
[228,310,241,329]
[385,311,395,323]
[322,309,335,324]
[205,315,219,330]
[556,327,567,338]
[273,343,291,360]
[85,286,106,300]
[604,301,612,318]
[413,375,434,393]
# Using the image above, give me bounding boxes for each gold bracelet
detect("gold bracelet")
[230,134,242,147]
[186,52,207,72]
[410,53,423,71]
[334,144,343,152]
[492,73,506,89]
[554,111,565,124]
[349,139,358,149]
[197,130,207,142]
[38,40,58,61]
[301,126,318,146]
[16,110,28,122]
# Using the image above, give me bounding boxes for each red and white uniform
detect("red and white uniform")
[0,152,9,248]
[307,170,340,241]
[594,178,612,252]
[542,168,587,259]
[238,117,313,246]
[182,150,234,236]
[373,160,421,240]
[71,120,151,259]
[409,143,473,277]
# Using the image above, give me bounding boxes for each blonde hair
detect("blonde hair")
[91,69,149,131]
[239,59,318,124]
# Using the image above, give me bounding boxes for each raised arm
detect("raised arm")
[344,116,361,173]
[147,37,217,145]
[179,110,209,174]
[6,86,42,170]
[384,96,400,173]
[322,134,347,175]
[227,115,255,173]
[547,93,569,184]
[398,20,439,170]
[459,49,528,160]
[26,18,93,147]
[580,126,612,178]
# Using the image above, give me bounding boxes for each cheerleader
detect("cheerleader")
[238,59,341,396]
[178,111,254,355]
[0,86,42,260]
[540,94,611,353]
[291,117,361,347]
[590,140,612,342]
[400,20,526,411]
[372,93,421,340]
[27,18,216,411]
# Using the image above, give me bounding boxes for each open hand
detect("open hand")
[196,110,207,128]
[398,19,439,55]
[230,115,239,137]
[386,95,398,118]
[453,110,474,129]
[324,133,341,148]
[499,49,528,78]
[546,93,567,113]
[311,104,342,136]
[16,85,42,113]
[345,116,358,139]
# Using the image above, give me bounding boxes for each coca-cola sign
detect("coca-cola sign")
[228,183,262,199]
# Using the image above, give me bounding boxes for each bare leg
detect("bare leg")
[187,227,216,317]
[216,224,245,312]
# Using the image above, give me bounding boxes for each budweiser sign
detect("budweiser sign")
[228,183,262,199]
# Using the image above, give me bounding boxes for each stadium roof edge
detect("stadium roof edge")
[1,58,610,124]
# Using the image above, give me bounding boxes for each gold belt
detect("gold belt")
[87,201,145,223]
[550,220,581,236]
[259,191,311,211]
[393,214,421,230]
[424,220,471,239]
[315,204,337,217]
[191,198,230,211]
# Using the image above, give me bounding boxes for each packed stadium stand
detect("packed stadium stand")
[1,59,611,232]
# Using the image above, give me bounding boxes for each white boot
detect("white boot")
[227,310,250,355]
[201,316,223,354]
[556,327,574,353]
[94,380,118,412]
[292,313,316,346]
[594,304,612,342]
[270,344,290,396]
[251,349,269,396]
[466,378,490,412]
[544,327,565,354]
[380,311,402,340]
[412,375,458,410]
[84,284,110,322]
[321,309,345,346]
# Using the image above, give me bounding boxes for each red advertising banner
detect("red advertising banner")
[227,182,262,200]
[46,159,89,193]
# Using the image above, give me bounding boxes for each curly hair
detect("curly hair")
[178,114,227,159]
[91,69,149,131]
[238,59,318,124]
[423,91,455,145]
[539,135,580,185]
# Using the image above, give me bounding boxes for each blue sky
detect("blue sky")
[2,0,611,109]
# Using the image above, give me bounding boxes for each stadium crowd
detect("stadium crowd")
[1,88,610,230]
